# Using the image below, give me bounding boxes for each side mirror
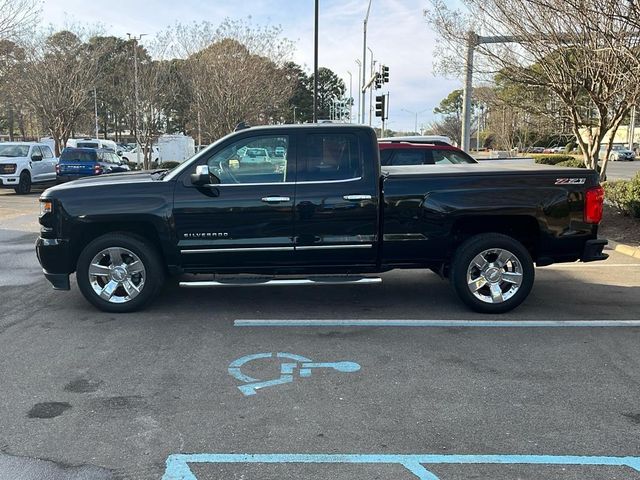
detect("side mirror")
[190,165,219,186]
[31,154,43,161]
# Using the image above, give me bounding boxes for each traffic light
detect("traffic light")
[375,95,386,118]
[374,72,382,89]
[381,65,389,83]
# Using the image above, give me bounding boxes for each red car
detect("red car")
[378,139,477,166]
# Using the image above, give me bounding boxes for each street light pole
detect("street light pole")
[368,47,375,126]
[401,108,429,134]
[313,0,319,123]
[355,59,362,123]
[361,0,373,125]
[93,87,99,139]
[347,71,353,123]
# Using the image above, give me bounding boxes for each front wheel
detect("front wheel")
[14,171,31,194]
[76,233,164,313]
[450,233,535,314]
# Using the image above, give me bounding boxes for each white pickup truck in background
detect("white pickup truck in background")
[0,142,58,194]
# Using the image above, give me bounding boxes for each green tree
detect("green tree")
[282,62,313,123]
[309,67,346,119]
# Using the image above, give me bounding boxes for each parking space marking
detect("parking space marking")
[235,319,640,328]
[228,352,361,396]
[162,453,640,480]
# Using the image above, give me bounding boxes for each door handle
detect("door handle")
[343,194,372,201]
[261,196,291,203]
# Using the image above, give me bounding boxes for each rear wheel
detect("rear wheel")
[450,233,534,314]
[76,233,164,313]
[14,171,31,194]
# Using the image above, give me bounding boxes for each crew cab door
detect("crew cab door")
[173,133,296,270]
[29,146,47,182]
[39,145,58,181]
[293,130,379,266]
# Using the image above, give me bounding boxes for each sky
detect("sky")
[41,0,462,133]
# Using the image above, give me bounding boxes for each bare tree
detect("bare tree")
[162,19,295,142]
[427,0,640,179]
[19,30,105,154]
[0,0,40,41]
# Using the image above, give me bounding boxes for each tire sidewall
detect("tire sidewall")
[76,233,164,313]
[451,233,535,314]
[15,171,31,194]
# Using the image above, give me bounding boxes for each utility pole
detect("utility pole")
[361,0,373,125]
[313,0,319,123]
[127,33,146,166]
[629,105,636,151]
[402,108,428,134]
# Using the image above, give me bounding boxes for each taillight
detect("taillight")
[584,185,605,224]
[94,164,103,175]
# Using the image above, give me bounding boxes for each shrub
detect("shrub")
[532,154,575,165]
[555,159,586,168]
[159,161,180,169]
[604,173,640,217]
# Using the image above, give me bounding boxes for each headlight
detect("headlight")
[40,199,53,216]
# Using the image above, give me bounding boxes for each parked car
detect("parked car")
[379,135,452,145]
[120,145,160,165]
[37,124,607,314]
[66,138,118,152]
[378,140,477,166]
[607,145,635,161]
[528,146,545,154]
[56,148,130,183]
[0,142,57,194]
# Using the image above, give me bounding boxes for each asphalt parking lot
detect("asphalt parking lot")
[1,189,639,480]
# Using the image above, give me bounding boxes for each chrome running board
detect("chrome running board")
[179,276,382,288]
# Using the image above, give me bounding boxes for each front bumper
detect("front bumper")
[581,239,609,262]
[0,175,19,188]
[36,237,73,290]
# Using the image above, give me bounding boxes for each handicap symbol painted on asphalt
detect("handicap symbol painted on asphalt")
[228,352,361,396]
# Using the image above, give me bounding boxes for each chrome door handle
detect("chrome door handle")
[261,196,291,203]
[343,194,372,201]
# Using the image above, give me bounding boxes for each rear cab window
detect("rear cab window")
[60,149,98,162]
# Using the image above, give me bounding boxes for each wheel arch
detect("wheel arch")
[70,222,168,272]
[449,215,540,261]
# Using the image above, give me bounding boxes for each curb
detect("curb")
[607,240,640,259]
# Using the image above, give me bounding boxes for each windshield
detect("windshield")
[0,145,29,158]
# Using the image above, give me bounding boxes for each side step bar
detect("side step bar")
[179,276,382,288]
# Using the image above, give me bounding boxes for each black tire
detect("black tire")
[76,233,164,313]
[450,233,535,314]
[14,171,31,194]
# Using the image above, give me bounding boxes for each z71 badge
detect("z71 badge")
[555,178,586,185]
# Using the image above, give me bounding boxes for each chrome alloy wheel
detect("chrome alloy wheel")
[466,248,524,304]
[88,247,146,304]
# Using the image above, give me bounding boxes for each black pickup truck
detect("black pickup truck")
[36,124,607,314]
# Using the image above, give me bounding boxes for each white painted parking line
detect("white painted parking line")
[235,319,640,328]
[543,263,639,268]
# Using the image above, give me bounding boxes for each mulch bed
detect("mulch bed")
[599,205,640,247]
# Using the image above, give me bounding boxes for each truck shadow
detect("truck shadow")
[148,268,640,321]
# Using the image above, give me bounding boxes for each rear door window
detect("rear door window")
[298,133,361,182]
[41,146,54,158]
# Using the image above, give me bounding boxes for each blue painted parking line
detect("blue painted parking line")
[228,352,361,396]
[162,453,640,479]
[234,319,640,328]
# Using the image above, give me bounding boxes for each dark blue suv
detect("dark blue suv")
[57,148,130,182]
